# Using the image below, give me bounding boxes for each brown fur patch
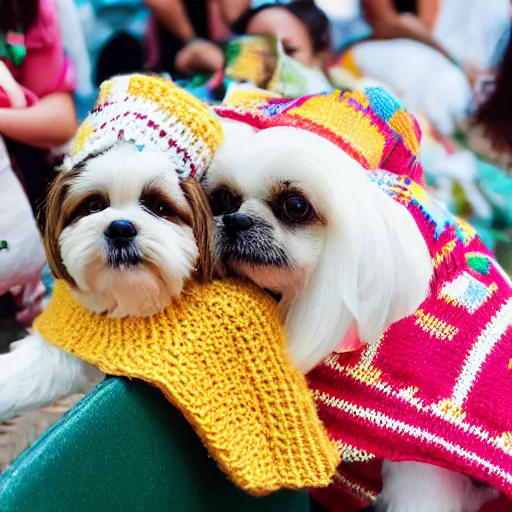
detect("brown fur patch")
[180,178,214,282]
[38,171,79,286]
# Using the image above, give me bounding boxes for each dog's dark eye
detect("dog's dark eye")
[141,194,176,220]
[153,200,175,219]
[86,196,107,215]
[209,187,242,216]
[68,194,108,224]
[282,195,311,222]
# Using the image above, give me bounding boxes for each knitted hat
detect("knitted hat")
[66,74,223,180]
[216,85,425,184]
[34,278,340,495]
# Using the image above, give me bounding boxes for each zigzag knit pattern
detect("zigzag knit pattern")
[34,278,339,496]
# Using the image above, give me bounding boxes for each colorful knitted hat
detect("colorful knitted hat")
[216,85,424,184]
[66,74,223,180]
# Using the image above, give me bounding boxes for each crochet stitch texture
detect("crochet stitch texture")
[216,86,512,506]
[34,278,339,496]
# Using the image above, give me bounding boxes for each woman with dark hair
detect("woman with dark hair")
[476,31,512,154]
[230,0,330,68]
[0,0,78,326]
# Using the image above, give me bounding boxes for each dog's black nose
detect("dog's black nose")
[105,220,137,246]
[222,213,254,231]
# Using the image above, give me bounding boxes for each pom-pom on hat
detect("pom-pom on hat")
[216,85,425,184]
[65,74,223,180]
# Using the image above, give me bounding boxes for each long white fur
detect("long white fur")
[0,333,99,422]
[0,144,199,422]
[62,145,198,316]
[208,119,500,511]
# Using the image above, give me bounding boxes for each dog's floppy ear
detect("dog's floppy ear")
[39,170,77,286]
[180,178,214,282]
[339,179,433,343]
[286,170,433,373]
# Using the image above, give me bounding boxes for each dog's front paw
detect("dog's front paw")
[0,332,102,422]
[0,334,64,421]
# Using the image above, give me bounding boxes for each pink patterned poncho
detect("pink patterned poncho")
[215,86,512,510]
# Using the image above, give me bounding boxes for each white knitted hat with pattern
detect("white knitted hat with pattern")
[64,74,223,180]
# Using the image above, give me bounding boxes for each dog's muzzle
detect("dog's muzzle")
[215,214,288,268]
[104,220,143,268]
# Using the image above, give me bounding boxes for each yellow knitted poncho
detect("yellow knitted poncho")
[34,278,339,496]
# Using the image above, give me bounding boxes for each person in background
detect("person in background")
[1,0,78,209]
[70,0,151,120]
[0,0,77,153]
[229,0,330,69]
[361,0,509,83]
[144,0,225,76]
[144,0,318,77]
[476,30,512,154]
[361,0,450,60]
[56,0,94,100]
[472,29,512,280]
[0,0,78,326]
[331,0,510,136]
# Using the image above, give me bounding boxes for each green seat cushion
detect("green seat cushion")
[0,377,310,512]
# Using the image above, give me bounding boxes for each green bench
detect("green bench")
[0,377,310,511]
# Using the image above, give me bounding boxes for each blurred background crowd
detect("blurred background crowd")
[1,0,512,345]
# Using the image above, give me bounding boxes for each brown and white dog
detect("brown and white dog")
[0,74,219,422]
